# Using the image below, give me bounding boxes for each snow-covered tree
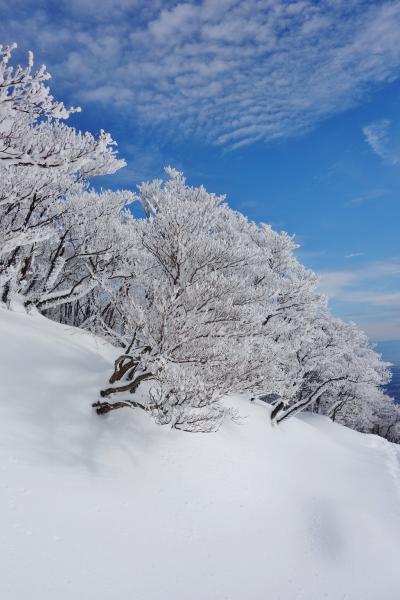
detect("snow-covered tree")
[1,43,396,439]
[93,169,285,431]
[269,313,390,424]
[324,383,400,442]
[89,168,395,436]
[23,188,136,319]
[0,44,125,307]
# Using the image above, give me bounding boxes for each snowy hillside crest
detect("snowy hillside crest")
[1,307,400,600]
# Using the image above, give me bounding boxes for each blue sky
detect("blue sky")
[1,0,400,342]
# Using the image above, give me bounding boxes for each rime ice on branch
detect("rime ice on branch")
[91,169,396,437]
[0,44,128,308]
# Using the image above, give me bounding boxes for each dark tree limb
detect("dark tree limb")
[92,400,133,415]
[109,355,138,384]
[273,376,351,424]
[100,371,154,398]
[270,401,285,422]
[92,398,149,415]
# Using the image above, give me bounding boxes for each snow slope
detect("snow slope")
[1,308,400,600]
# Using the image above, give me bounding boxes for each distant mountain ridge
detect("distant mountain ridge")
[376,341,400,404]
[376,340,400,366]
[384,366,400,404]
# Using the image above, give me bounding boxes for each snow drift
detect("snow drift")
[1,307,400,600]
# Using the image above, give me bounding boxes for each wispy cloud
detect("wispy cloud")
[348,188,389,205]
[2,1,400,148]
[353,317,400,343]
[317,259,400,340]
[344,252,364,258]
[318,269,361,298]
[318,259,400,298]
[363,119,400,165]
[345,291,400,307]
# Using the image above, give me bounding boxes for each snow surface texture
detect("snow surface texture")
[1,308,400,600]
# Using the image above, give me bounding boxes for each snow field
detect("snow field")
[1,308,400,600]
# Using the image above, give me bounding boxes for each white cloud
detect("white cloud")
[349,188,389,205]
[363,119,400,165]
[355,317,400,342]
[318,259,400,298]
[317,269,360,297]
[370,293,400,307]
[2,1,400,147]
[317,259,400,341]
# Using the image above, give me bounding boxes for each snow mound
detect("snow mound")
[1,308,400,600]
